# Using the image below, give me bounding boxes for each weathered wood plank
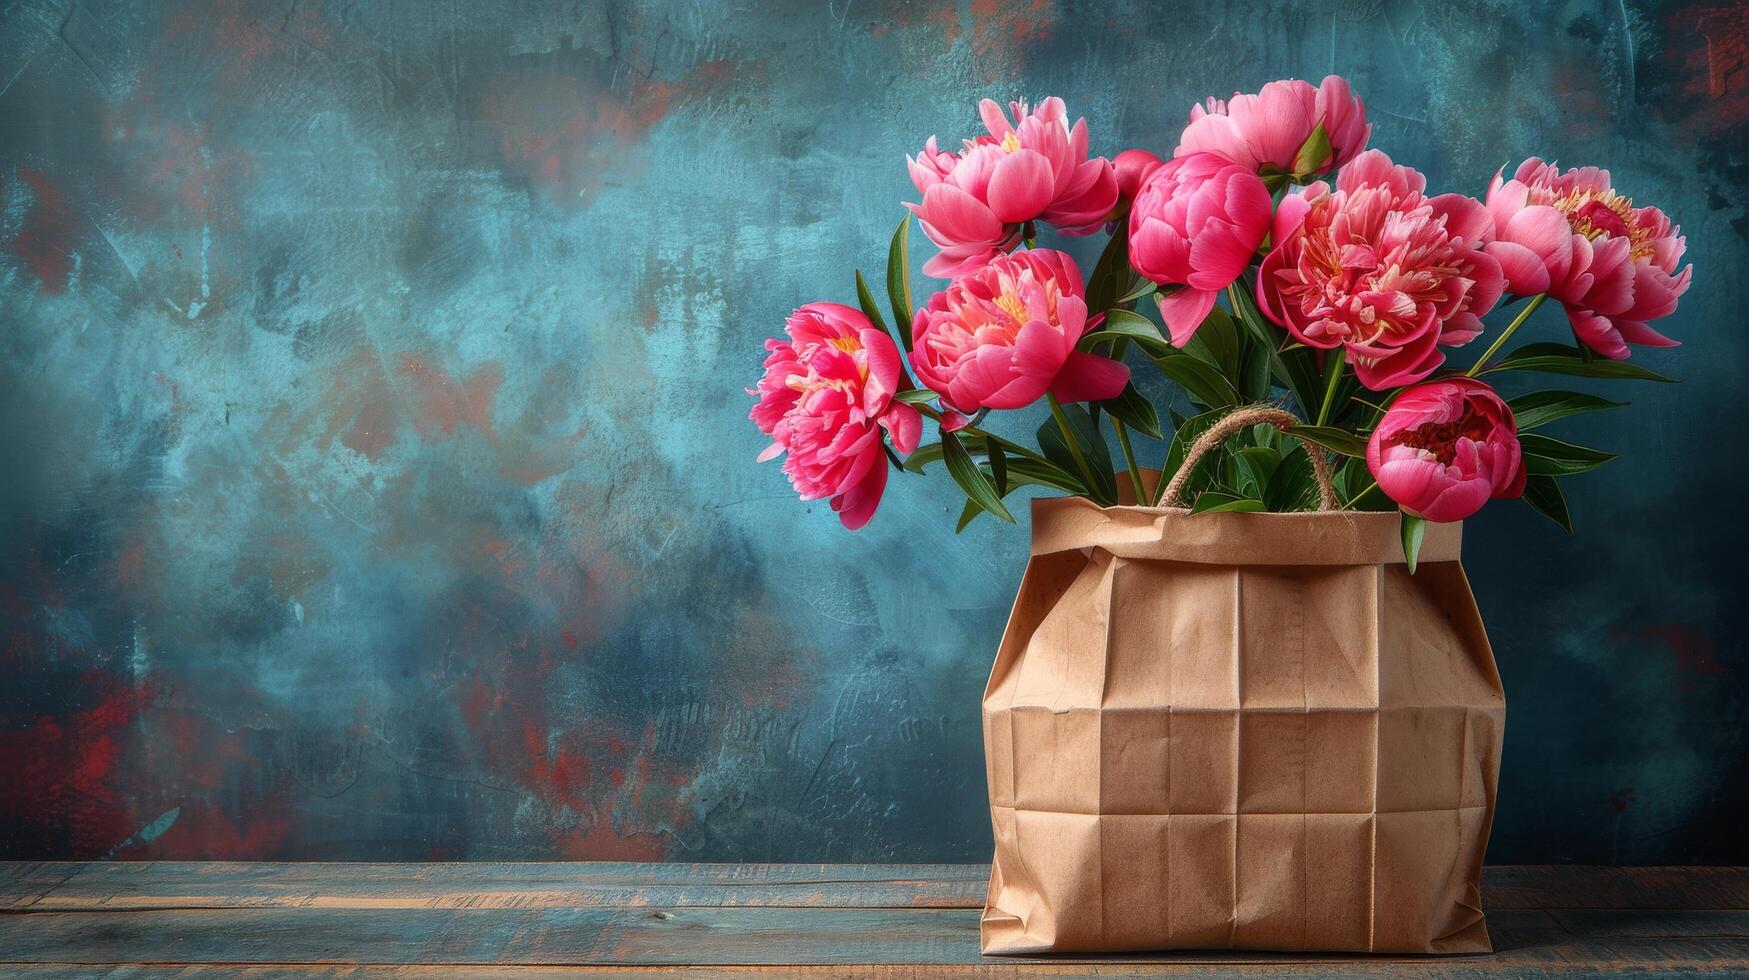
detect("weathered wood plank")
[3,865,1748,975]
[1484,866,1749,910]
[3,963,1749,979]
[25,863,1749,914]
[0,863,83,910]
[1,906,1747,968]
[25,862,989,910]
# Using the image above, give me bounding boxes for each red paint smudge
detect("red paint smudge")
[0,671,138,855]
[143,803,296,860]
[1659,5,1749,132]
[479,56,742,206]
[397,353,502,444]
[4,171,79,293]
[306,348,399,461]
[1609,787,1635,812]
[1635,624,1722,695]
[965,0,1054,68]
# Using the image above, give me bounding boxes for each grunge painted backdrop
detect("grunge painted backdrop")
[2,0,1744,862]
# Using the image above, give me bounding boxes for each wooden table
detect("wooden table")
[1,863,1745,976]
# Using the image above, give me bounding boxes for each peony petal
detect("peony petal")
[832,453,889,530]
[1501,206,1573,287]
[1048,350,1131,403]
[1566,307,1630,360]
[919,182,1005,245]
[986,148,1057,223]
[1613,319,1680,349]
[1428,192,1495,244]
[1416,477,1493,524]
[979,98,1013,138]
[1156,287,1219,347]
[1625,263,1684,321]
[1175,113,1257,170]
[882,402,922,454]
[860,327,902,412]
[1271,189,1315,247]
[1484,241,1551,295]
[1581,236,1636,316]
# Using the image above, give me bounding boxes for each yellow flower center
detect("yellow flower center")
[993,292,1029,324]
[1552,187,1656,261]
[1000,130,1021,154]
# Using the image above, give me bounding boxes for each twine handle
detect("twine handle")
[1157,406,1339,511]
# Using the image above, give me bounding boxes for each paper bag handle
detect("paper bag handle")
[1157,406,1340,511]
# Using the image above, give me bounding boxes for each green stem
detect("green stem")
[1047,393,1099,494]
[1106,337,1147,504]
[914,403,1048,465]
[1348,478,1379,508]
[1315,354,1344,427]
[1110,415,1145,505]
[1466,293,1547,378]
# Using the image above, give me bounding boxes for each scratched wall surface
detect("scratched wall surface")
[1,0,1744,864]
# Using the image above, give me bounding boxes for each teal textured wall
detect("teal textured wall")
[1,0,1743,862]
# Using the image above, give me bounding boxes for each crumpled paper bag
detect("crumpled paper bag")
[981,494,1503,954]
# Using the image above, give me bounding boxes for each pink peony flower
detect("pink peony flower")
[1128,152,1273,345]
[1257,149,1505,390]
[750,303,922,530]
[1367,378,1525,523]
[1484,158,1691,359]
[906,98,1119,278]
[909,249,1129,413]
[1112,148,1165,206]
[1175,75,1371,176]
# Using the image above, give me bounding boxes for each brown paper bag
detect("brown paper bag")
[981,409,1504,955]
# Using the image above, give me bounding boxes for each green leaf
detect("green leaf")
[941,431,1013,523]
[902,442,944,474]
[854,269,889,334]
[1485,342,1677,383]
[1291,121,1331,176]
[1336,458,1391,510]
[1149,350,1241,409]
[1291,424,1368,458]
[1085,308,1170,354]
[1099,382,1163,439]
[1085,228,1130,315]
[1263,446,1315,512]
[1228,445,1280,499]
[985,435,1008,496]
[886,215,914,351]
[1519,433,1619,476]
[1193,494,1268,514]
[1521,474,1573,534]
[1237,330,1272,402]
[1185,305,1239,373]
[1004,456,1085,494]
[1505,390,1628,430]
[893,389,937,405]
[1400,512,1427,574]
[954,496,983,533]
[1118,277,1157,304]
[1227,284,1320,412]
[1037,405,1117,504]
[1156,408,1227,505]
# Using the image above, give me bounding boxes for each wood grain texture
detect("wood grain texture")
[0,864,1744,976]
[28,862,989,910]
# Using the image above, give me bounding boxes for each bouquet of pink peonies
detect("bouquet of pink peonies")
[748,78,1691,955]
[749,78,1689,569]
